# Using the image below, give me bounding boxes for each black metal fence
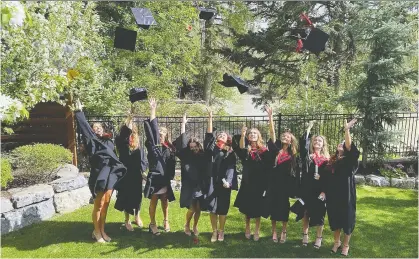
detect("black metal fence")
[76,112,418,171]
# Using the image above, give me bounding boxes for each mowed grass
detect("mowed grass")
[1,186,417,258]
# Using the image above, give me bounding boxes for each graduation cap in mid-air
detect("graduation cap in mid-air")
[114,27,137,51]
[131,8,157,29]
[219,73,250,94]
[198,7,216,21]
[129,88,148,103]
[303,28,329,55]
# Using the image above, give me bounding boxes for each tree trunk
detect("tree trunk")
[203,71,213,105]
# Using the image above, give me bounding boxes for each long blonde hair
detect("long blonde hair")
[129,124,140,151]
[309,135,330,159]
[247,128,265,150]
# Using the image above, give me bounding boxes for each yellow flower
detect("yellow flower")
[67,69,80,81]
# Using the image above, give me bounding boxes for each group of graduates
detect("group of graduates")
[73,98,359,257]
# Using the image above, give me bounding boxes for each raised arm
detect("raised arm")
[181,113,188,134]
[149,97,157,121]
[239,125,247,149]
[73,99,96,141]
[344,118,357,151]
[306,120,315,140]
[266,105,276,143]
[206,107,213,133]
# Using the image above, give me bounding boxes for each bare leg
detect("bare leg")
[280,221,288,243]
[92,192,105,242]
[302,212,309,245]
[192,201,201,235]
[149,194,159,234]
[332,229,342,253]
[253,217,261,241]
[185,207,194,236]
[218,215,227,241]
[314,225,324,249]
[245,216,251,238]
[271,220,278,242]
[210,213,218,242]
[125,212,134,231]
[100,189,113,241]
[160,193,170,231]
[134,209,143,228]
[341,233,352,256]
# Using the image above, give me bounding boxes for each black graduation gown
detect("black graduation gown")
[143,118,176,202]
[114,125,148,215]
[204,133,238,215]
[266,139,299,222]
[233,135,270,218]
[326,143,360,235]
[175,133,209,209]
[74,111,126,198]
[299,133,328,227]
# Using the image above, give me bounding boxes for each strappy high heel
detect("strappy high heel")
[184,225,192,236]
[163,219,170,232]
[193,226,199,236]
[218,230,225,242]
[211,231,218,242]
[149,223,161,236]
[302,233,309,246]
[272,232,278,243]
[341,245,350,256]
[313,236,323,249]
[280,231,287,243]
[91,231,106,243]
[331,241,342,253]
[245,228,251,239]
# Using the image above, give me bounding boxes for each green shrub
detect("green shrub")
[1,157,13,189]
[10,143,73,184]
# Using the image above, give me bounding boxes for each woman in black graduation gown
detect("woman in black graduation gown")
[114,116,148,231]
[175,114,209,236]
[73,100,126,243]
[326,119,359,256]
[265,105,299,243]
[299,120,330,249]
[204,108,238,242]
[143,98,176,235]
[232,124,270,242]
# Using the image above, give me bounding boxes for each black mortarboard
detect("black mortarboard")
[129,88,148,103]
[198,7,216,21]
[289,28,308,39]
[114,27,137,51]
[303,28,329,55]
[131,8,157,29]
[219,73,249,94]
[290,199,306,222]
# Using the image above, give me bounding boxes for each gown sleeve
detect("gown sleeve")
[175,133,188,160]
[231,134,248,161]
[204,132,216,154]
[115,125,131,164]
[74,111,97,143]
[140,147,149,173]
[344,143,360,175]
[225,153,237,187]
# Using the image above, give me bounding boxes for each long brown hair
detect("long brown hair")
[160,126,176,152]
[188,137,204,153]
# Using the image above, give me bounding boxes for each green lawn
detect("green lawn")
[1,186,417,258]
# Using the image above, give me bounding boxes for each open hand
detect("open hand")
[72,99,83,111]
[182,113,188,124]
[241,125,248,136]
[344,118,357,131]
[148,97,157,110]
[265,105,273,118]
[206,107,213,118]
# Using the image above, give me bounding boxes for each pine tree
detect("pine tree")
[342,2,417,166]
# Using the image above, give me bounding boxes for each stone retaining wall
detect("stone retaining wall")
[1,164,91,235]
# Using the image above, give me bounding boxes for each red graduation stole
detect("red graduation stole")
[313,153,328,167]
[249,146,267,161]
[277,151,291,165]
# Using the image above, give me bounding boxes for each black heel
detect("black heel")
[149,223,161,236]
